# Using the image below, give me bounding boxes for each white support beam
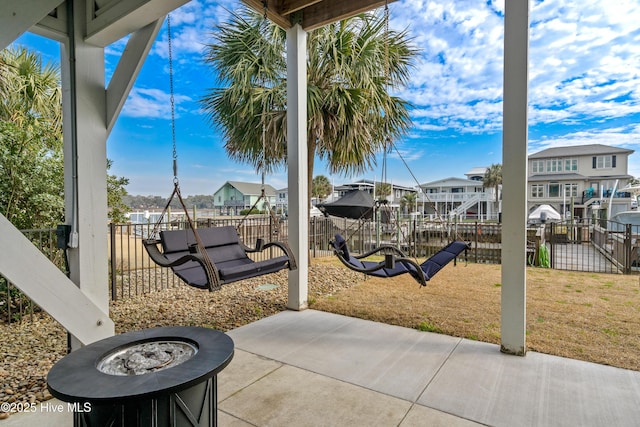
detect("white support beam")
[500,0,530,356]
[85,0,188,47]
[61,0,111,349]
[0,214,114,344]
[106,18,163,135]
[286,24,309,311]
[0,0,64,50]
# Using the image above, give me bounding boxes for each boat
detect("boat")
[317,190,375,219]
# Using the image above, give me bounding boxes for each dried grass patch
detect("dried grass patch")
[311,259,640,371]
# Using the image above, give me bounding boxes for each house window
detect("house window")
[565,159,577,171]
[451,187,463,193]
[564,183,578,197]
[533,158,577,173]
[532,160,544,173]
[548,182,560,198]
[531,184,544,198]
[593,155,616,169]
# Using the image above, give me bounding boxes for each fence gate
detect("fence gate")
[547,220,629,274]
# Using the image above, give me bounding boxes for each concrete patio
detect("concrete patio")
[5,309,640,426]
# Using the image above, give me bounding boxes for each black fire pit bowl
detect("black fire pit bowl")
[47,326,234,427]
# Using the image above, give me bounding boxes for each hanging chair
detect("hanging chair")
[142,12,296,291]
[144,226,296,291]
[330,234,469,286]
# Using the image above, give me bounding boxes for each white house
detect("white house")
[418,175,497,220]
[528,144,635,219]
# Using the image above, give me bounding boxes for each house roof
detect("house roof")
[419,177,484,187]
[465,167,488,176]
[529,144,634,159]
[218,181,277,197]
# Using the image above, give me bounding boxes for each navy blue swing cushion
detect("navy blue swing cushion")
[144,226,296,290]
[331,234,468,286]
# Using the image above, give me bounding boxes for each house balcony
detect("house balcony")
[418,192,494,204]
[580,189,632,205]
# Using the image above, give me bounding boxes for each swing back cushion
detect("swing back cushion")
[160,226,291,288]
[419,241,469,280]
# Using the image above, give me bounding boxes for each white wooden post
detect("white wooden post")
[501,0,530,355]
[286,23,309,311]
[61,0,111,347]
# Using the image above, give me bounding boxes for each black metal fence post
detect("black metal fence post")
[549,224,555,269]
[109,223,118,301]
[625,223,632,274]
[474,222,479,263]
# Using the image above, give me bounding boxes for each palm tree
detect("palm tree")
[401,192,417,213]
[375,182,391,201]
[312,175,332,201]
[483,163,502,214]
[0,47,62,134]
[201,7,415,205]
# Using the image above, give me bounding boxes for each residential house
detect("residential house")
[330,179,417,207]
[418,175,496,220]
[275,187,288,216]
[528,144,635,219]
[213,181,277,216]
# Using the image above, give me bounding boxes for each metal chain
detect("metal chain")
[167,14,178,183]
[384,0,390,86]
[381,0,391,190]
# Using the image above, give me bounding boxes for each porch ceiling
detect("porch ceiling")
[242,0,397,31]
[2,0,396,49]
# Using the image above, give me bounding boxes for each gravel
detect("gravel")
[0,262,360,420]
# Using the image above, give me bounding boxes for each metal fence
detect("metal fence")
[4,215,640,322]
[314,216,502,263]
[527,217,640,274]
[0,228,64,323]
[109,215,290,300]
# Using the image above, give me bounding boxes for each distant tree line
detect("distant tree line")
[123,194,216,210]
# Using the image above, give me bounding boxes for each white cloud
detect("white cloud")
[393,0,640,142]
[530,126,637,151]
[122,88,192,119]
[152,0,237,60]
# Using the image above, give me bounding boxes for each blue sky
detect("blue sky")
[14,0,640,196]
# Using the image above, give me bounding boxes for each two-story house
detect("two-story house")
[213,181,277,216]
[528,144,635,219]
[418,174,497,220]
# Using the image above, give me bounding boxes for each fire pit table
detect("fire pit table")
[47,326,234,427]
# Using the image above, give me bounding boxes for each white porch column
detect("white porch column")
[286,23,308,311]
[61,0,112,346]
[501,0,530,355]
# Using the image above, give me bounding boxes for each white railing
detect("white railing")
[418,192,493,204]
